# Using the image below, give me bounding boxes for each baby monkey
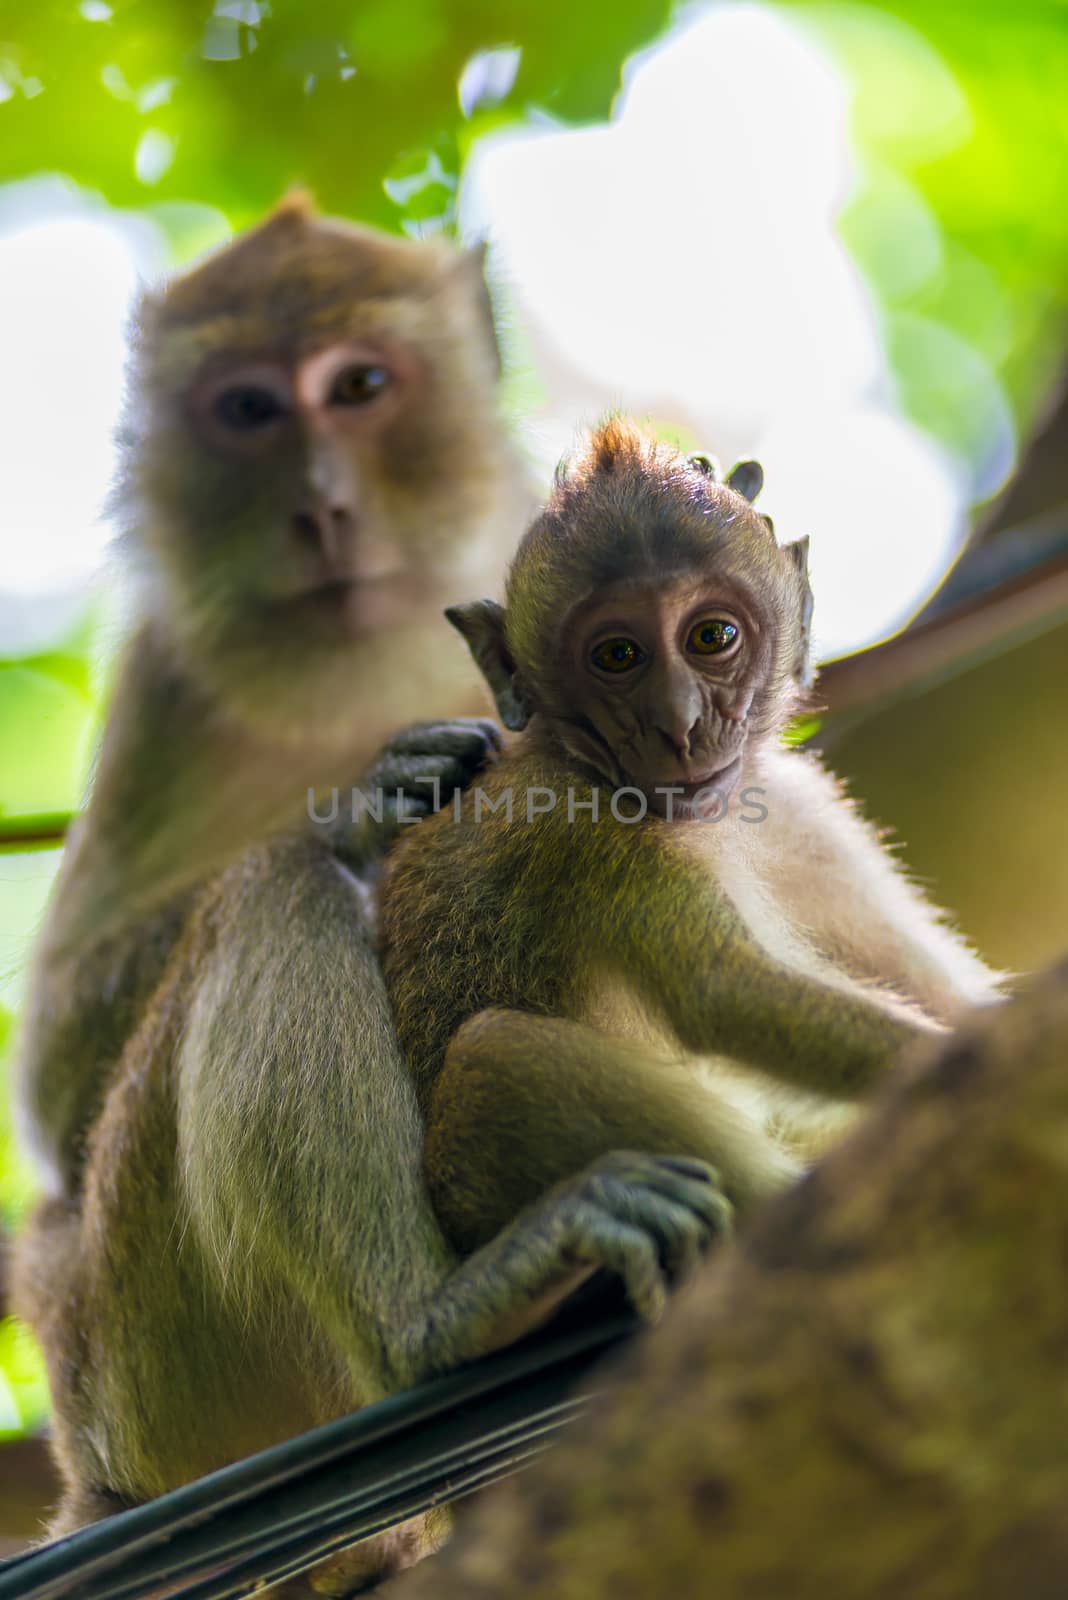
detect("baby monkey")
[382,420,1004,1253]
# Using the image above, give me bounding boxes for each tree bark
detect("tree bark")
[393,961,1068,1600]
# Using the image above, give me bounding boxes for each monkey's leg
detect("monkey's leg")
[765,754,1006,1019]
[173,837,730,1386]
[424,1009,801,1255]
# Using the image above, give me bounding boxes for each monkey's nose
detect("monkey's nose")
[291,504,356,572]
[655,715,702,763]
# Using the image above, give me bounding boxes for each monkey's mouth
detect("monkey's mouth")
[298,574,411,632]
[642,756,742,817]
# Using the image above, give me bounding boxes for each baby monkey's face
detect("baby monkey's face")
[567,568,773,818]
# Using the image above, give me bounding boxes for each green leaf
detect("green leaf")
[0,1319,50,1438]
[0,664,95,821]
[0,0,674,230]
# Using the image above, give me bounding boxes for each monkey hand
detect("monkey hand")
[408,1153,732,1382]
[366,718,503,822]
[524,1151,734,1323]
[314,719,503,866]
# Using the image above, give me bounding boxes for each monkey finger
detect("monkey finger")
[649,1155,725,1188]
[368,729,501,808]
[438,715,504,755]
[374,752,466,791]
[561,1204,668,1324]
[623,1195,708,1283]
[642,1162,736,1239]
[583,1152,726,1215]
[583,1154,734,1245]
[375,718,503,760]
[375,759,495,823]
[698,1189,734,1246]
[594,1184,726,1281]
[643,1175,734,1244]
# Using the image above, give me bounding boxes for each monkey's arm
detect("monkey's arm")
[18,663,498,1198]
[764,752,1006,1019]
[177,840,729,1391]
[601,840,940,1097]
[17,620,300,1196]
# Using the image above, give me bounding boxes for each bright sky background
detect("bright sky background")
[0,2,998,664]
[0,189,163,654]
[463,4,978,660]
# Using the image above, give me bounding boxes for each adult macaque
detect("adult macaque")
[15,398,727,1587]
[380,419,1005,1254]
[18,193,531,1196]
[21,199,690,1591]
[15,817,727,1584]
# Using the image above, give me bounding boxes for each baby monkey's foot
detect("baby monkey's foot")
[553,1151,733,1323]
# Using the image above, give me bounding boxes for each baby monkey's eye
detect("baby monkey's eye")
[215,386,286,431]
[687,618,739,656]
[591,637,646,674]
[330,364,391,406]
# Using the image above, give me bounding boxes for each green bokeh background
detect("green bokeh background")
[0,0,1065,1443]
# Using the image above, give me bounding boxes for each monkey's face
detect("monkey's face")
[114,202,525,745]
[563,568,775,819]
[180,336,437,637]
[472,420,812,813]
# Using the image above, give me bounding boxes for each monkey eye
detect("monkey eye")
[687,618,740,656]
[329,364,391,407]
[214,385,287,431]
[591,637,646,674]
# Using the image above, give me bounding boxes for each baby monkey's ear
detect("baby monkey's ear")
[445,600,531,731]
[689,453,764,504]
[687,452,723,480]
[782,536,816,689]
[726,459,764,503]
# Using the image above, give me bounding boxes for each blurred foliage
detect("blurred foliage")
[0,1003,49,1437]
[799,1,1068,485]
[0,601,108,824]
[0,0,1064,1446]
[0,0,673,232]
[0,656,95,820]
[0,0,1061,459]
[0,1317,49,1436]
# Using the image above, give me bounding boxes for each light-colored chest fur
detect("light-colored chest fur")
[581,749,929,1165]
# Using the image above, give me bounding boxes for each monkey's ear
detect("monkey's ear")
[445,600,530,730]
[270,187,317,223]
[133,288,164,340]
[783,534,810,576]
[457,241,503,379]
[783,537,816,688]
[726,460,764,503]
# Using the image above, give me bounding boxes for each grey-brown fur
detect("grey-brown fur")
[380,419,1005,1259]
[17,196,527,1197]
